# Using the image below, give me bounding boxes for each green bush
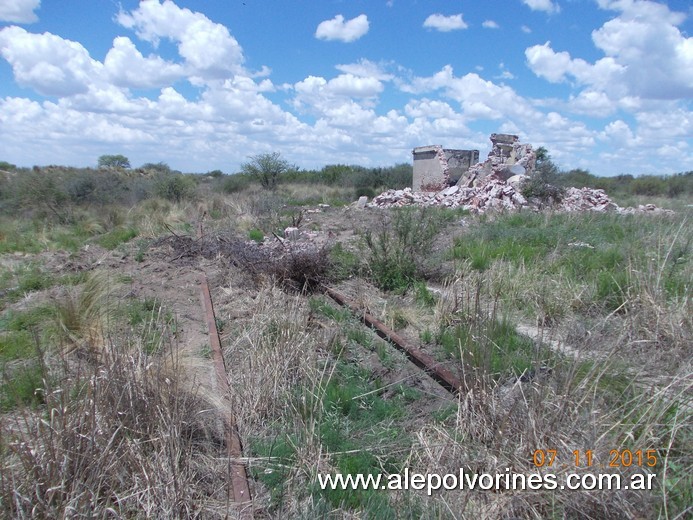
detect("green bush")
[0,362,46,411]
[0,161,16,171]
[355,186,376,199]
[365,207,447,292]
[247,229,264,242]
[153,173,196,202]
[632,176,666,196]
[222,173,253,193]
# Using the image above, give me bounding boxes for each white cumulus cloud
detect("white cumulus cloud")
[423,13,468,32]
[104,36,185,89]
[0,0,40,23]
[0,26,102,96]
[315,14,369,43]
[335,59,394,81]
[116,0,245,79]
[526,1,693,100]
[522,0,560,14]
[482,20,500,29]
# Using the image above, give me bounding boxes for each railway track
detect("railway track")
[196,222,252,518]
[190,221,474,517]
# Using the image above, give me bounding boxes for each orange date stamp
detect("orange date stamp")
[532,449,658,468]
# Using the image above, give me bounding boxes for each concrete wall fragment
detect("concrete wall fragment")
[457,133,536,187]
[412,145,479,192]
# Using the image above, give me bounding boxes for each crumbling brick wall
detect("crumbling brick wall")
[412,145,479,192]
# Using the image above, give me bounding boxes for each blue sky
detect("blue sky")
[1,0,691,175]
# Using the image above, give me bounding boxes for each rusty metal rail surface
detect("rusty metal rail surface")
[324,287,465,395]
[196,221,252,516]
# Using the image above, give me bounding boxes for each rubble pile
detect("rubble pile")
[370,178,672,214]
[560,187,618,212]
[458,133,536,188]
[369,133,673,215]
[371,177,528,213]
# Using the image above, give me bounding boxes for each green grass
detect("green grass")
[309,297,352,323]
[0,305,54,333]
[570,359,637,406]
[0,217,95,253]
[0,217,42,253]
[0,306,55,363]
[2,264,57,299]
[0,331,33,362]
[18,269,51,293]
[123,297,176,354]
[437,317,544,378]
[98,227,138,250]
[251,360,415,516]
[329,242,360,280]
[247,228,264,242]
[413,281,436,307]
[0,362,46,412]
[450,212,690,311]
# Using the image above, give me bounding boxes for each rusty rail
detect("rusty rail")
[324,287,465,395]
[196,221,252,515]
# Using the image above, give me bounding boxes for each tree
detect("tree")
[140,161,171,173]
[98,154,131,169]
[521,147,564,203]
[240,152,292,190]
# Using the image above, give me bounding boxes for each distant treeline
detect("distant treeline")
[0,160,690,221]
[222,163,413,198]
[223,162,693,200]
[554,169,693,198]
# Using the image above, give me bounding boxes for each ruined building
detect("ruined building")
[412,146,479,192]
[411,134,535,192]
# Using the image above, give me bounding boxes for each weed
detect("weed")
[134,238,149,262]
[125,297,176,354]
[328,242,360,281]
[345,326,372,348]
[413,281,436,307]
[419,328,433,344]
[0,361,46,411]
[364,207,448,292]
[54,271,115,348]
[247,228,264,242]
[309,297,351,322]
[0,330,33,361]
[98,226,138,250]
[2,263,57,299]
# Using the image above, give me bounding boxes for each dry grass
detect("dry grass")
[0,333,238,518]
[1,181,689,518]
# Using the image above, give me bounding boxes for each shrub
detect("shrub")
[247,229,264,242]
[631,176,666,196]
[153,173,196,203]
[140,162,171,174]
[364,207,446,292]
[222,173,253,193]
[241,152,293,190]
[355,186,376,199]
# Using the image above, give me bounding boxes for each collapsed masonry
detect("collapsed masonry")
[412,133,534,192]
[412,146,479,191]
[372,134,672,215]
